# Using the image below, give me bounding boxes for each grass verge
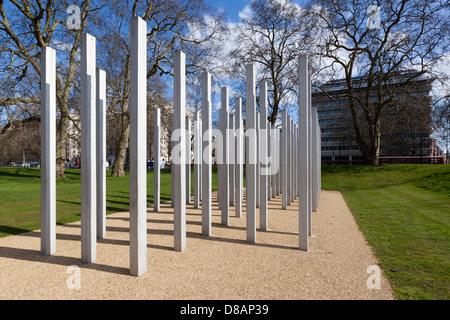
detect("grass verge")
[1,165,448,299]
[321,164,450,300]
[0,166,218,238]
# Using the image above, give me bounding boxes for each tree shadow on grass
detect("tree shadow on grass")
[0,168,41,180]
[0,225,33,237]
[333,178,419,192]
[321,164,435,192]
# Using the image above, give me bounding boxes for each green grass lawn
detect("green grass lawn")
[1,165,448,300]
[0,166,218,238]
[321,164,450,300]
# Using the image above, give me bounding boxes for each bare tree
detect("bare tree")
[227,0,319,125]
[382,82,434,156]
[430,64,450,159]
[0,120,40,165]
[146,75,172,162]
[313,0,450,165]
[0,0,107,177]
[99,0,225,177]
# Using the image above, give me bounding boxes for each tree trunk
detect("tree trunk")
[369,152,379,166]
[56,105,70,178]
[269,104,278,127]
[367,124,381,166]
[353,121,381,166]
[111,125,130,177]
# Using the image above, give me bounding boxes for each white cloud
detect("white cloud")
[52,39,74,53]
[238,5,252,21]
[430,54,450,100]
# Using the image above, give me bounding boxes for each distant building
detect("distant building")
[312,71,435,164]
[429,138,444,157]
[158,120,171,164]
[66,114,81,168]
[107,103,175,168]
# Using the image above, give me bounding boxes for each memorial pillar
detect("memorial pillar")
[129,18,147,275]
[81,33,97,264]
[186,117,191,204]
[308,74,312,236]
[256,113,260,209]
[40,46,56,256]
[246,64,257,243]
[194,112,201,209]
[96,68,106,239]
[298,54,310,251]
[219,87,229,226]
[267,120,271,201]
[201,72,212,236]
[312,107,318,212]
[171,116,174,208]
[259,81,268,231]
[173,50,186,252]
[154,108,161,212]
[276,128,281,196]
[281,110,288,210]
[229,114,235,206]
[271,124,277,199]
[235,98,243,218]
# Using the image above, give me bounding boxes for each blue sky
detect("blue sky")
[205,0,252,22]
[202,0,307,121]
[205,0,307,23]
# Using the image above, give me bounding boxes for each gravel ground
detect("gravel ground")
[0,190,395,300]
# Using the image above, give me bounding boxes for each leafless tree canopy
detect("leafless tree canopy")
[227,0,321,125]
[313,0,450,164]
[0,0,448,169]
[0,0,226,175]
[0,0,103,176]
[99,0,226,176]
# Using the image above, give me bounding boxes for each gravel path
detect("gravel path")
[0,190,395,300]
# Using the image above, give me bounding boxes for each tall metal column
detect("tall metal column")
[173,50,187,252]
[81,33,97,264]
[40,46,56,256]
[129,18,147,275]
